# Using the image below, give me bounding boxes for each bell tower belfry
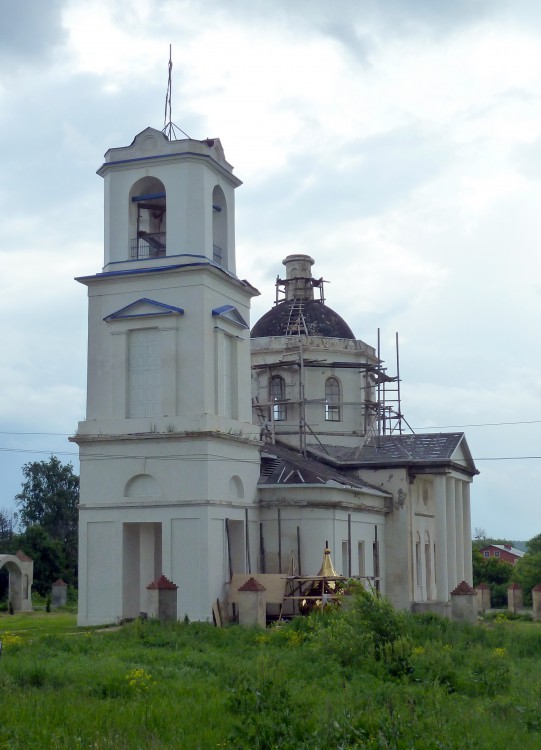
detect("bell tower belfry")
[73,128,261,626]
[99,128,239,273]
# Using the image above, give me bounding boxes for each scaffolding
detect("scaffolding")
[252,325,411,456]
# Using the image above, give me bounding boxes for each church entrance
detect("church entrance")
[122,523,162,619]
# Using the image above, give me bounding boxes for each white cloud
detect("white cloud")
[1,0,541,540]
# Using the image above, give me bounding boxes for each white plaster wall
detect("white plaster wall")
[78,517,120,626]
[257,487,387,583]
[77,436,260,508]
[411,478,436,602]
[99,132,240,271]
[81,265,256,431]
[357,467,412,609]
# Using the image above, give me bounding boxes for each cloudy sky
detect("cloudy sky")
[2,0,541,539]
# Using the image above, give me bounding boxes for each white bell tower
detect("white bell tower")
[98,128,239,273]
[73,128,261,626]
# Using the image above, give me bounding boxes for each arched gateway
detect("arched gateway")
[0,552,33,611]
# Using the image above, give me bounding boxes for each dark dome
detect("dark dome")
[251,299,355,339]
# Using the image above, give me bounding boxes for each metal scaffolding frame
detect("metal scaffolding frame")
[252,327,412,456]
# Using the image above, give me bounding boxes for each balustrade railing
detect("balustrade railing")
[130,233,166,260]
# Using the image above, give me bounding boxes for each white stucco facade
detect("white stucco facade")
[74,127,477,626]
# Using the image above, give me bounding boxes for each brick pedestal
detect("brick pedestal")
[475,582,491,613]
[237,577,267,627]
[52,579,68,607]
[507,582,523,614]
[532,584,541,621]
[450,580,477,623]
[146,575,178,621]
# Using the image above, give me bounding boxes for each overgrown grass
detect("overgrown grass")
[2,596,541,748]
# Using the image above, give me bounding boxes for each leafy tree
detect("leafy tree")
[14,525,68,596]
[0,507,18,547]
[0,508,19,602]
[16,456,79,590]
[472,550,513,607]
[526,533,541,555]
[512,551,541,606]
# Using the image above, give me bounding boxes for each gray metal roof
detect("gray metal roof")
[306,432,478,476]
[259,442,391,497]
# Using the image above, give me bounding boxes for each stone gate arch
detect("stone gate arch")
[0,551,33,611]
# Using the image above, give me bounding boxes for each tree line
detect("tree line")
[473,529,541,606]
[0,456,78,598]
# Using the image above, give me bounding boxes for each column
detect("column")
[455,481,465,583]
[463,482,473,584]
[434,475,449,602]
[446,477,457,593]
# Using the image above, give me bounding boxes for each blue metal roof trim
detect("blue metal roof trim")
[106,252,207,267]
[99,151,230,172]
[104,298,185,321]
[212,304,249,329]
[77,260,232,282]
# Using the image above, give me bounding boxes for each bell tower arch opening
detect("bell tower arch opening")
[129,177,167,260]
[212,185,228,268]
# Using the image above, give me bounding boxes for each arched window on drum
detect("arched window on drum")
[270,375,286,421]
[325,377,341,422]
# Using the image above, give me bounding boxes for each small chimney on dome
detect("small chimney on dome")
[282,254,315,301]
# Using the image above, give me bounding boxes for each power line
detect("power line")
[0,432,72,436]
[413,419,541,430]
[0,445,540,463]
[3,418,541,437]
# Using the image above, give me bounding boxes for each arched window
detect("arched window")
[270,375,286,421]
[325,377,341,421]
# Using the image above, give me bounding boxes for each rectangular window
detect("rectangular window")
[128,329,161,418]
[494,550,500,557]
[484,551,490,558]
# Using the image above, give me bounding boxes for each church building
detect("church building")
[73,127,477,625]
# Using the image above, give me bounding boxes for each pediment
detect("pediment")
[450,435,477,474]
[104,298,184,322]
[212,304,248,329]
[130,127,168,147]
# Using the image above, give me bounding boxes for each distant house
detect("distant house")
[479,544,524,565]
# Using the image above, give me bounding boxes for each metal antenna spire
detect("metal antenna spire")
[162,45,190,141]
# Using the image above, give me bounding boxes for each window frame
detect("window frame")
[270,375,287,421]
[325,376,341,422]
